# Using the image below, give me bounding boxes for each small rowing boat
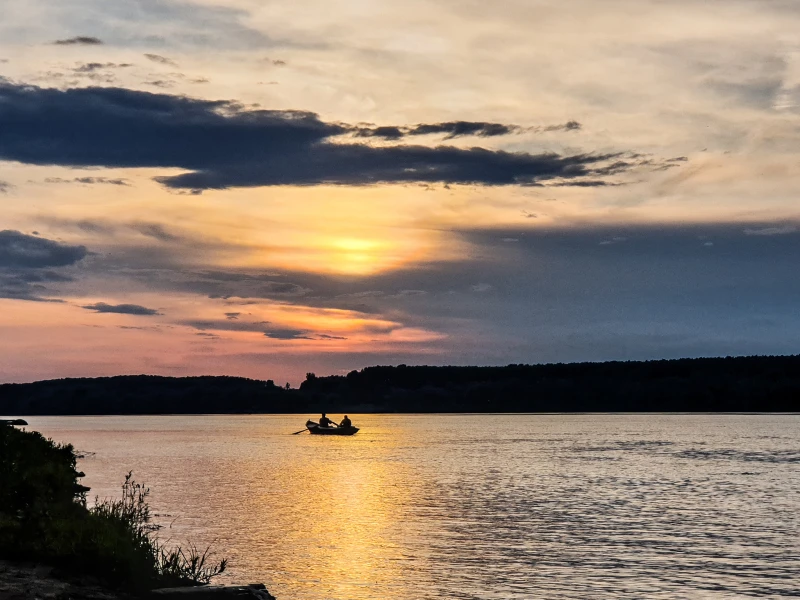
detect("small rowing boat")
[305,420,359,436]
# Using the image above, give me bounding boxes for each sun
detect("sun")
[329,238,389,275]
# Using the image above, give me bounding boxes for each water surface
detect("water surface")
[29,414,800,599]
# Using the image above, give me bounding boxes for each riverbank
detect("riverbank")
[0,561,276,600]
[0,560,126,600]
[0,424,236,596]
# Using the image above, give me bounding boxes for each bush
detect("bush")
[0,425,226,590]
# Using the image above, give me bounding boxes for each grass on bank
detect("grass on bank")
[0,424,226,590]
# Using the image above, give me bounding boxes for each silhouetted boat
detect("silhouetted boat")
[305,420,359,436]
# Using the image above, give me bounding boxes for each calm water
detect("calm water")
[25,414,800,599]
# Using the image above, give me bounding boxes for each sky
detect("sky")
[1,0,799,384]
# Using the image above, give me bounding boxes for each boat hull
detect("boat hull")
[305,420,359,436]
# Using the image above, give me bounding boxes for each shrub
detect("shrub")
[0,425,226,590]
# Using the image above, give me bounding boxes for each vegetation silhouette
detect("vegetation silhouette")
[0,424,226,589]
[2,355,800,414]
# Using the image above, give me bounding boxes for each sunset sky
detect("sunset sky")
[2,0,800,384]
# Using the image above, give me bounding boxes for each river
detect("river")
[29,414,800,599]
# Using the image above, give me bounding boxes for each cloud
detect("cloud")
[0,82,664,190]
[264,328,313,340]
[44,177,130,186]
[130,223,180,243]
[182,319,336,341]
[73,63,133,73]
[144,80,174,88]
[599,236,627,245]
[144,53,178,66]
[0,181,12,194]
[183,319,271,333]
[81,302,161,316]
[356,121,521,140]
[548,120,582,131]
[743,225,797,236]
[353,125,405,140]
[354,120,583,140]
[53,36,103,45]
[0,230,88,269]
[225,312,241,320]
[0,231,87,301]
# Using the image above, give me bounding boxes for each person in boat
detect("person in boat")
[340,415,352,429]
[318,413,336,428]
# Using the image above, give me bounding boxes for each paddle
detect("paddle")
[293,420,319,434]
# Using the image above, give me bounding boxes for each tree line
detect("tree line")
[2,355,800,415]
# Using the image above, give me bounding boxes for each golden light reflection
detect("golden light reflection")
[226,418,420,599]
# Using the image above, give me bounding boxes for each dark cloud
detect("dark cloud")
[0,181,12,194]
[225,312,241,320]
[0,276,67,302]
[159,145,634,190]
[355,120,583,140]
[408,121,520,138]
[354,125,405,140]
[0,231,87,301]
[355,121,520,139]
[183,319,331,341]
[183,319,270,333]
[264,328,313,340]
[54,37,103,45]
[81,302,161,316]
[0,230,88,269]
[144,54,178,66]
[74,63,133,73]
[0,82,661,190]
[0,268,74,297]
[44,177,130,186]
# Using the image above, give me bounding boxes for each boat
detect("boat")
[305,420,359,436]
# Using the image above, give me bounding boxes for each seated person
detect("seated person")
[340,415,352,429]
[319,413,334,428]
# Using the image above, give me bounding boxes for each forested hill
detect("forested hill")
[2,355,800,415]
[300,355,800,412]
[0,375,296,415]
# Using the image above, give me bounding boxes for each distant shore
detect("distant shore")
[2,355,800,414]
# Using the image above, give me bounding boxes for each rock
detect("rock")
[147,585,275,600]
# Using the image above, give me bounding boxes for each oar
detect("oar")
[291,429,307,435]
